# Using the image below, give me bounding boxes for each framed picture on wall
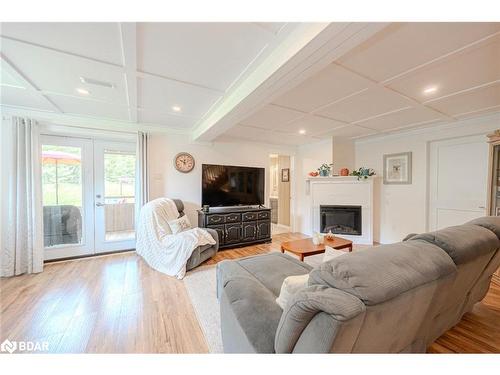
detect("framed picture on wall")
[383,152,412,184]
[281,168,290,182]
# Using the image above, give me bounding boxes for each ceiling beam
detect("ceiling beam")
[0,53,62,113]
[119,22,138,123]
[191,22,388,142]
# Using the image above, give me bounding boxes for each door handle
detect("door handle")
[478,206,486,209]
[96,202,105,207]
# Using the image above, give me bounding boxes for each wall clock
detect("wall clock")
[174,152,195,173]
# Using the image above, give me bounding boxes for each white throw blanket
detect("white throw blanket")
[136,198,216,279]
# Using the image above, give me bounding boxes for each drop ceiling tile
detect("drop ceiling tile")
[0,85,55,111]
[47,94,129,121]
[138,109,197,128]
[428,82,500,116]
[272,63,372,112]
[355,106,442,131]
[137,23,273,91]
[1,38,128,105]
[338,23,500,82]
[318,124,378,138]
[317,86,412,123]
[0,66,24,88]
[239,104,304,128]
[0,22,123,65]
[454,105,500,120]
[279,115,345,136]
[253,23,287,35]
[221,125,318,146]
[137,75,222,119]
[388,34,500,102]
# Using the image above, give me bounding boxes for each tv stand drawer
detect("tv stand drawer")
[224,213,241,223]
[242,212,258,221]
[207,215,224,225]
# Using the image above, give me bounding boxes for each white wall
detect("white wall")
[355,113,500,244]
[148,133,297,226]
[294,138,333,234]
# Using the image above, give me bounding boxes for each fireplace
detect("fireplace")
[320,205,362,235]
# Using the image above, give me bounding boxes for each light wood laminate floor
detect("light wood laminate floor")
[1,232,499,353]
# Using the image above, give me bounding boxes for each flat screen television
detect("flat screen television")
[202,164,265,207]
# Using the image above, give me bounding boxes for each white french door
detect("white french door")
[41,135,136,260]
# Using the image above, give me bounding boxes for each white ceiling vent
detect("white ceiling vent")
[79,76,115,89]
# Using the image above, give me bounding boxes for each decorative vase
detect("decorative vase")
[319,169,329,177]
[340,168,349,176]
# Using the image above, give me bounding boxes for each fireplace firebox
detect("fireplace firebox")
[320,205,362,235]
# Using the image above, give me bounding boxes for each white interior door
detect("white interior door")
[94,140,136,253]
[41,135,94,260]
[428,135,488,231]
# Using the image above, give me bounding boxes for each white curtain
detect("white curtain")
[0,117,44,276]
[135,131,150,224]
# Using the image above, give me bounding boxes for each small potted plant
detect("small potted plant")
[350,167,376,180]
[318,163,333,177]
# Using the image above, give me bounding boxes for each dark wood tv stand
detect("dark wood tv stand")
[198,206,272,249]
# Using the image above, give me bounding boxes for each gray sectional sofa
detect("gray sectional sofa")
[216,216,500,353]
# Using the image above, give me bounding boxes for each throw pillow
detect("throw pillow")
[168,215,192,234]
[276,274,309,309]
[322,245,347,262]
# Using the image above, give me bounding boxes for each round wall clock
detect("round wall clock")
[174,152,195,173]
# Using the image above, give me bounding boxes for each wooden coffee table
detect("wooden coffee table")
[280,237,353,261]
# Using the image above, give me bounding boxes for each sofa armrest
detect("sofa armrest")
[275,285,365,353]
[205,227,220,250]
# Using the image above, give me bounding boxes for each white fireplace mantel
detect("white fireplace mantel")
[306,176,376,244]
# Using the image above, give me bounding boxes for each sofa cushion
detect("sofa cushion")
[466,216,500,239]
[309,241,456,306]
[222,275,283,353]
[412,224,499,265]
[235,252,313,296]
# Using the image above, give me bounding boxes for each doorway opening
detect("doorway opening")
[269,154,291,235]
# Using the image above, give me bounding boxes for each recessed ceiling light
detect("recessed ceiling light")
[423,86,438,94]
[76,88,90,95]
[172,105,182,112]
[299,129,306,135]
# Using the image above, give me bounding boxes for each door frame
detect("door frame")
[40,134,95,260]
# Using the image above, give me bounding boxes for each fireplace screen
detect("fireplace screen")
[320,205,362,235]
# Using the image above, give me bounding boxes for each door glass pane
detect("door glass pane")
[41,145,83,248]
[104,150,136,241]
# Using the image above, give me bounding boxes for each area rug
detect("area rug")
[183,265,223,353]
[182,251,328,353]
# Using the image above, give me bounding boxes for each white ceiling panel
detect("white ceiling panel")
[279,115,345,136]
[317,86,412,123]
[239,104,304,128]
[338,23,500,82]
[138,109,197,129]
[221,124,319,145]
[427,82,500,116]
[1,38,128,105]
[47,94,129,121]
[137,75,222,118]
[455,104,500,120]
[0,22,123,65]
[137,23,274,91]
[356,106,442,131]
[318,124,377,138]
[272,63,371,112]
[0,66,24,88]
[388,34,500,102]
[0,85,55,111]
[253,23,287,35]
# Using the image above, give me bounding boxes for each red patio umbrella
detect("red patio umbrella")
[42,150,81,205]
